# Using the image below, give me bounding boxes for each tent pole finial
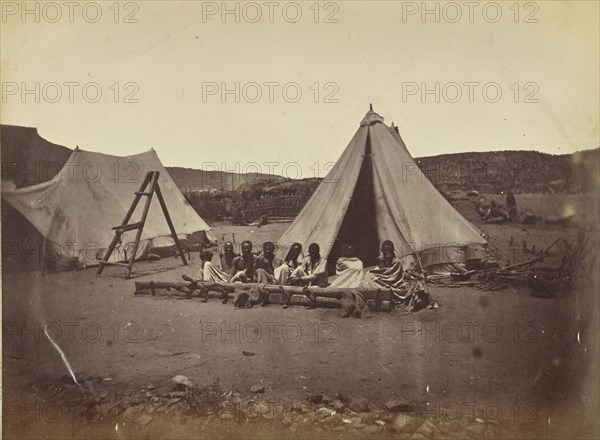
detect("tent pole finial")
[369,103,373,111]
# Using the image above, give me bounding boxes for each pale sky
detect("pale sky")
[1,1,598,178]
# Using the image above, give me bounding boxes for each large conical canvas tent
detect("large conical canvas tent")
[277,108,486,273]
[2,148,213,270]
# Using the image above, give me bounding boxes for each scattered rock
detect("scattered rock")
[307,393,333,404]
[250,384,265,393]
[242,351,255,356]
[392,414,416,432]
[169,391,186,398]
[348,397,369,413]
[337,392,351,404]
[255,402,270,414]
[121,406,140,421]
[172,375,193,389]
[288,402,307,413]
[415,420,436,437]
[331,400,346,412]
[352,420,367,429]
[137,414,154,425]
[322,415,339,424]
[363,424,381,434]
[316,407,336,418]
[385,398,414,412]
[333,426,346,431]
[307,394,323,404]
[220,412,235,421]
[167,398,181,406]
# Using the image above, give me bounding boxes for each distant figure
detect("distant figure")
[484,200,509,223]
[521,210,536,225]
[506,191,517,220]
[477,197,490,218]
[257,215,269,228]
[231,209,247,226]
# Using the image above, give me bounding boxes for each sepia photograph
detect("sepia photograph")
[1,1,599,439]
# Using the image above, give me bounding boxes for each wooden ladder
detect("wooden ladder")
[97,171,188,278]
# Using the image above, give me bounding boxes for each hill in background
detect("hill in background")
[0,125,287,191]
[416,149,599,194]
[1,125,72,188]
[1,124,598,222]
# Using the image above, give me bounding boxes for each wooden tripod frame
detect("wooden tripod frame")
[97,171,188,278]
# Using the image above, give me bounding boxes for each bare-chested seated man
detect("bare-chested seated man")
[254,241,282,284]
[228,240,258,282]
[220,241,238,275]
[288,243,328,287]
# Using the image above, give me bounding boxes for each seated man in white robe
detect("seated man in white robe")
[329,244,365,289]
[182,250,229,284]
[180,250,230,302]
[274,242,303,285]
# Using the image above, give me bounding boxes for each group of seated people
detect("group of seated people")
[185,240,329,288]
[477,191,518,223]
[185,239,424,291]
[179,238,431,309]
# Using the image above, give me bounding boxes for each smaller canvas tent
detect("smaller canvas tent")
[2,147,213,270]
[277,108,487,273]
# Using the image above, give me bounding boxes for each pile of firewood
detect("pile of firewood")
[432,235,597,294]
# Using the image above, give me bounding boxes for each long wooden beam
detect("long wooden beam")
[134,281,394,311]
[135,281,392,299]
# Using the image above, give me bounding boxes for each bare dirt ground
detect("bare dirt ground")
[3,198,600,439]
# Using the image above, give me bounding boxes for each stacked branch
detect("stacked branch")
[462,236,596,293]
